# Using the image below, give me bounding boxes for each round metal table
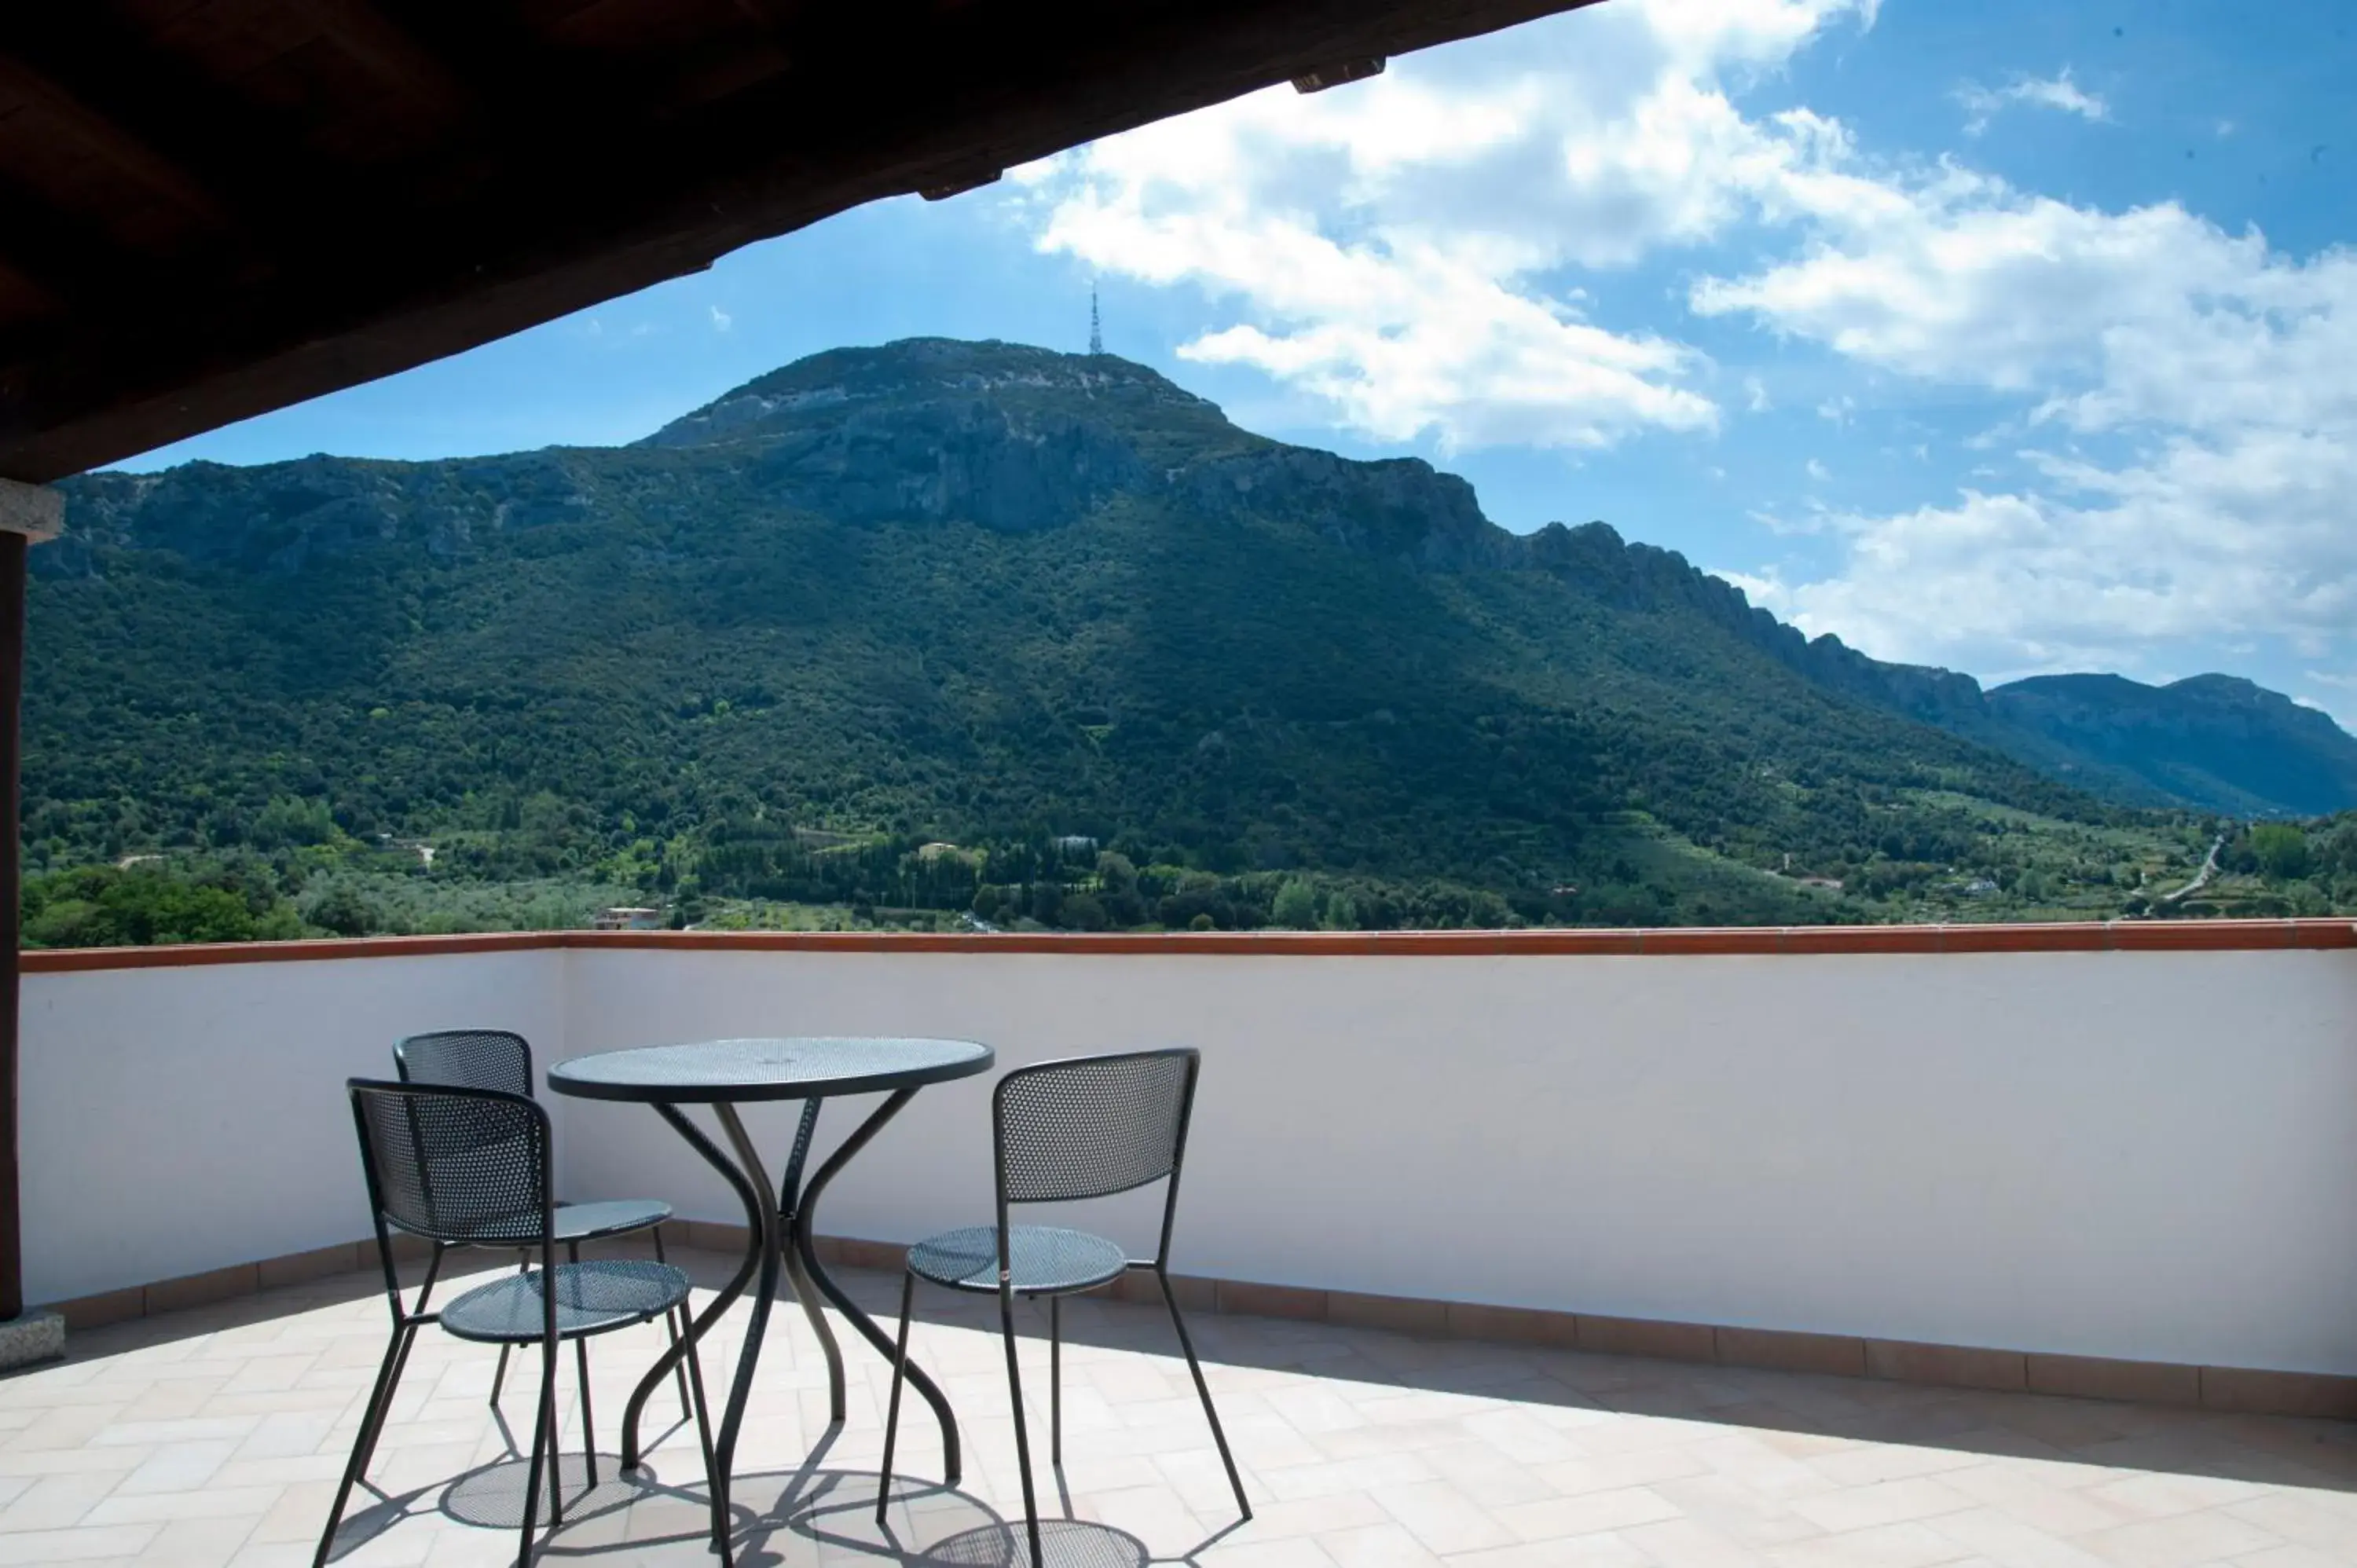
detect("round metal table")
[547,1036,994,1552]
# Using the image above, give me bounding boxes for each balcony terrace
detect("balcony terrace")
[6,921,2355,1564]
[15,1234,2357,1568]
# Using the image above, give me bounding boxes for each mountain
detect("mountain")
[29,339,2189,932]
[1974,674,2357,817]
[1728,628,2357,818]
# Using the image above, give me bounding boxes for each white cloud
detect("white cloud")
[1692,141,2357,676]
[709,306,734,332]
[1954,70,2110,136]
[1805,457,1831,480]
[2308,672,2357,731]
[1014,0,1879,450]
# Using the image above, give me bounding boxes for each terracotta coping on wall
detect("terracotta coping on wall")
[16,918,2355,973]
[46,1226,2357,1422]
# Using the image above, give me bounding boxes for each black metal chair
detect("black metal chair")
[874,1047,1249,1563]
[321,1080,717,1568]
[394,1029,687,1414]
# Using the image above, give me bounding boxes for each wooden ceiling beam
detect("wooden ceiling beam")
[0,175,164,316]
[0,0,1599,483]
[0,14,329,265]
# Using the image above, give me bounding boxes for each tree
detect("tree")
[299,880,378,937]
[2252,822,2312,881]
[1271,879,1318,929]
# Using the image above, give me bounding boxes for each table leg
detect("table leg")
[618,1102,763,1552]
[792,1086,965,1486]
[773,1102,845,1420]
[709,1104,783,1530]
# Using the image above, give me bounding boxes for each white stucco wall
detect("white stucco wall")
[19,950,565,1305]
[20,943,2357,1373]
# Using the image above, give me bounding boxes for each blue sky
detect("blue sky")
[121,0,2357,724]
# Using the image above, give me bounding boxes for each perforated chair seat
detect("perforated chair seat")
[553,1199,672,1245]
[440,1259,692,1344]
[908,1225,1129,1296]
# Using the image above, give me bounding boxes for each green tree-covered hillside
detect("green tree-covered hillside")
[28,338,2323,940]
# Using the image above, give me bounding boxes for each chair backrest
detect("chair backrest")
[394,1029,533,1098]
[348,1079,552,1247]
[994,1048,1200,1206]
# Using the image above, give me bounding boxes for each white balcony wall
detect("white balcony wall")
[20,951,566,1306]
[20,943,2357,1375]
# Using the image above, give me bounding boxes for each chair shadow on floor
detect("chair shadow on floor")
[867,1271,2357,1502]
[321,1399,712,1563]
[389,1405,1219,1567]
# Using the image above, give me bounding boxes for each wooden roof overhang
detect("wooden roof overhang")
[0,0,1596,484]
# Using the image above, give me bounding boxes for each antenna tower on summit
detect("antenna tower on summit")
[1089,286,1103,356]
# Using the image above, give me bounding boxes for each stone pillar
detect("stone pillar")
[0,478,61,1369]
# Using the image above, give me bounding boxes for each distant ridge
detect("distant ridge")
[1980,673,2357,817]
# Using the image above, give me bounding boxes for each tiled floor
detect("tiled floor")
[7,1247,2357,1567]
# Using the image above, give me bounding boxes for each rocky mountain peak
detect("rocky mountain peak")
[637,337,1224,450]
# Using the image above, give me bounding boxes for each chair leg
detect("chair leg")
[350,1240,441,1483]
[653,1228,693,1417]
[517,1334,555,1568]
[567,1244,596,1488]
[1156,1266,1250,1523]
[490,1255,526,1408]
[345,1316,416,1491]
[1050,1294,1062,1470]
[873,1271,916,1525]
[678,1301,717,1502]
[544,1332,566,1530]
[1000,1284,1044,1568]
[313,1320,414,1568]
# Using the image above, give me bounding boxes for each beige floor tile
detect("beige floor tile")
[0,1522,161,1564]
[1445,1533,1652,1567]
[2073,1507,2282,1568]
[126,1514,260,1568]
[81,1483,286,1526]
[1956,1474,2151,1537]
[2232,1546,2357,1568]
[1765,1520,1978,1568]
[1619,1515,1776,1567]
[1228,1491,1387,1542]
[1792,1478,1979,1534]
[1311,1520,1446,1568]
[1199,1537,1341,1566]
[2079,1470,2270,1519]
[1651,1473,1837,1549]
[1494,1484,1682,1542]
[0,1469,134,1533]
[1812,1444,1991,1487]
[1260,1453,1439,1503]
[1534,1443,1715,1498]
[1369,1478,1516,1554]
[114,1438,241,1497]
[2225,1490,2357,1554]
[1926,1508,2113,1568]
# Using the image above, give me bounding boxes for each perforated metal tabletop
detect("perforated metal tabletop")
[548,1036,992,1103]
